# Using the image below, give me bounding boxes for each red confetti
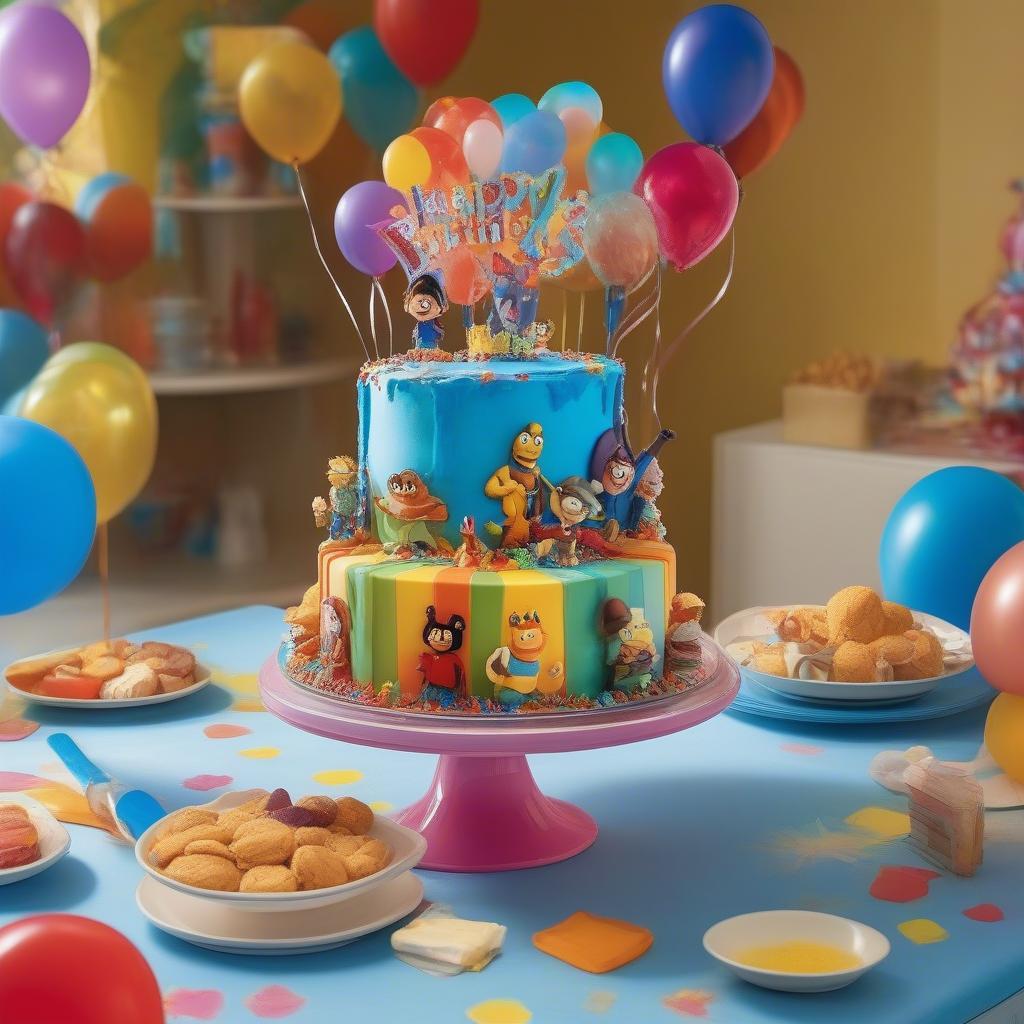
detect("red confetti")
[164,988,224,1019]
[244,985,306,1019]
[203,723,251,739]
[870,865,941,903]
[780,742,823,756]
[182,774,233,792]
[0,718,39,742]
[963,903,1004,922]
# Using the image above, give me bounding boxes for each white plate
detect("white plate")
[703,910,890,993]
[136,870,423,954]
[0,793,71,885]
[136,789,427,912]
[4,650,211,708]
[714,606,973,704]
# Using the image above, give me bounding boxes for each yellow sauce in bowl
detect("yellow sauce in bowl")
[735,940,862,974]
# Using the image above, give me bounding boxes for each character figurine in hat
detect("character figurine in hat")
[589,426,675,537]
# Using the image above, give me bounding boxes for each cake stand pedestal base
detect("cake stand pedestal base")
[393,753,597,872]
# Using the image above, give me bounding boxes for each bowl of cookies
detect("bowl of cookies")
[716,586,973,704]
[136,788,426,911]
[4,639,209,707]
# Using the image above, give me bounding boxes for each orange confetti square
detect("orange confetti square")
[533,911,653,974]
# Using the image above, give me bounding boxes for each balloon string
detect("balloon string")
[368,280,380,360]
[577,293,585,351]
[644,266,664,434]
[293,163,370,364]
[612,266,661,360]
[652,227,736,428]
[560,289,567,353]
[97,523,111,647]
[374,277,393,357]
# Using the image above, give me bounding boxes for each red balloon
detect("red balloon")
[971,540,1024,695]
[634,143,739,272]
[84,183,153,282]
[0,181,32,306]
[410,125,469,186]
[723,48,804,179]
[423,95,457,128]
[0,914,165,1024]
[5,201,87,324]
[375,0,479,87]
[435,97,499,147]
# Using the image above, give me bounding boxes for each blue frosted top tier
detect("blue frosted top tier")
[358,355,625,546]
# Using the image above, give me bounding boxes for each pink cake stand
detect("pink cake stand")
[259,645,738,873]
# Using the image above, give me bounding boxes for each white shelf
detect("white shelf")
[149,358,356,396]
[154,194,302,213]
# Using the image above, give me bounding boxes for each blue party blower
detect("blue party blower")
[47,733,166,842]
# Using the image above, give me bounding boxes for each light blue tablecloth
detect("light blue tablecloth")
[0,606,1017,1024]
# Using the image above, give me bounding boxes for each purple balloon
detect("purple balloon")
[333,180,405,277]
[0,5,91,149]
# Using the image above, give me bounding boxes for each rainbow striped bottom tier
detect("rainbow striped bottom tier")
[317,540,676,706]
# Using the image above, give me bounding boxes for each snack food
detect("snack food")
[0,804,40,869]
[146,793,391,893]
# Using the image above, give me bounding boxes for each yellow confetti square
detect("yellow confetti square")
[239,747,280,759]
[845,806,911,838]
[898,918,948,944]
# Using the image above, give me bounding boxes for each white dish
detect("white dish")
[703,910,890,993]
[714,606,973,704]
[0,793,71,885]
[136,788,427,912]
[4,649,211,708]
[137,870,423,954]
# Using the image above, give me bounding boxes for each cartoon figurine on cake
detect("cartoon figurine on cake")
[608,609,659,694]
[418,606,467,708]
[484,423,546,548]
[404,274,448,351]
[535,476,604,567]
[590,427,676,536]
[485,611,564,708]
[374,470,448,555]
[312,455,361,544]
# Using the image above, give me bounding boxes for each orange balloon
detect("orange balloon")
[423,96,457,128]
[723,47,804,179]
[439,246,490,305]
[410,126,469,187]
[435,97,500,147]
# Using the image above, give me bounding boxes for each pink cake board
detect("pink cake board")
[259,654,739,872]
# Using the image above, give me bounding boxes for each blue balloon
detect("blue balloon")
[662,4,774,146]
[0,415,96,614]
[586,132,644,195]
[538,81,603,125]
[328,27,418,154]
[491,93,535,130]
[0,309,49,408]
[501,110,566,176]
[879,467,1024,629]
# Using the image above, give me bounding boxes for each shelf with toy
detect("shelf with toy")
[153,194,302,214]
[148,357,355,396]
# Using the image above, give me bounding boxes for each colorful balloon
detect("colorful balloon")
[491,93,535,129]
[0,309,48,407]
[423,95,457,128]
[0,5,90,149]
[334,180,405,277]
[538,81,603,129]
[375,0,479,86]
[383,133,431,191]
[238,41,342,164]
[723,47,804,178]
[435,97,500,147]
[4,201,87,324]
[879,467,1024,630]
[0,416,95,614]
[0,914,164,1024]
[984,693,1024,782]
[583,192,658,291]
[502,110,566,176]
[587,133,644,195]
[662,4,774,146]
[328,27,418,153]
[634,143,738,271]
[437,245,490,305]
[462,119,504,179]
[0,181,31,306]
[75,173,153,283]
[970,541,1024,695]
[21,347,158,525]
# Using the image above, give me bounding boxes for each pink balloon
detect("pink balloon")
[582,192,658,290]
[971,540,1024,695]
[462,118,503,179]
[633,142,738,271]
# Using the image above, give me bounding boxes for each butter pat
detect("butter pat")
[391,916,506,974]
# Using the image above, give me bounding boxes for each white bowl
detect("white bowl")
[703,910,890,993]
[0,793,71,885]
[136,788,426,912]
[715,606,973,705]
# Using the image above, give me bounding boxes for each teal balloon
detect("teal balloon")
[0,414,96,614]
[538,81,603,125]
[491,93,534,129]
[329,27,418,153]
[586,132,644,195]
[1,385,26,416]
[0,309,48,407]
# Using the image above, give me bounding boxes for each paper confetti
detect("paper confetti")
[183,774,233,792]
[898,918,948,944]
[963,903,1004,922]
[369,800,393,813]
[845,806,911,838]
[0,717,39,741]
[233,699,265,713]
[780,742,823,756]
[583,990,617,1013]
[239,747,280,760]
[770,820,883,865]
[0,771,49,790]
[203,724,251,739]
[662,989,713,1017]
[164,988,224,1020]
[870,865,940,903]
[465,999,533,1024]
[244,985,306,1019]
[312,769,364,785]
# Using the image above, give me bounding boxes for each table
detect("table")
[0,606,1020,1024]
[710,422,1021,622]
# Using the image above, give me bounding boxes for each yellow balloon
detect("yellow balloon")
[239,40,342,165]
[985,691,1024,782]
[20,357,158,525]
[382,134,431,192]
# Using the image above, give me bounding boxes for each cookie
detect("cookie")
[240,865,299,893]
[162,808,218,835]
[334,797,373,835]
[296,795,338,828]
[324,833,369,858]
[826,586,887,646]
[99,664,159,700]
[290,845,348,890]
[183,839,234,860]
[164,854,241,892]
[230,818,295,869]
[294,826,332,848]
[150,823,233,867]
[82,655,125,682]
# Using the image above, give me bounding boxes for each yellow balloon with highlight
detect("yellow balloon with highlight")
[239,40,342,165]
[382,133,431,192]
[20,353,158,525]
[984,691,1024,782]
